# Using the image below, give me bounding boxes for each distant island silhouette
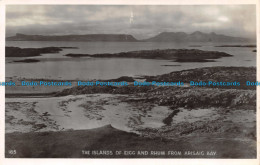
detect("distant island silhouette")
[6,31,251,42]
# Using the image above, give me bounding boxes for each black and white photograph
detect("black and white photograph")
[3,3,258,160]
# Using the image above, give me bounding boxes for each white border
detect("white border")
[0,0,259,165]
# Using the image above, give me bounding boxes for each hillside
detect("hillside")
[143,31,249,42]
[6,33,138,42]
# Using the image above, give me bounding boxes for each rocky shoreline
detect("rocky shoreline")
[6,47,234,63]
[65,49,233,63]
[6,46,78,57]
[215,44,256,47]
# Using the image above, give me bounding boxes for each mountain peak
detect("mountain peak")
[143,31,248,42]
[191,31,204,35]
[16,33,27,37]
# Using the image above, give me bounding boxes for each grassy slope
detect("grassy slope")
[5,125,256,158]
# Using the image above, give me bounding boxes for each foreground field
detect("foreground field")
[5,66,256,158]
[6,124,256,158]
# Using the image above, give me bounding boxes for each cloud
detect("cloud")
[6,5,256,39]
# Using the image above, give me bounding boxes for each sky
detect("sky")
[6,5,256,40]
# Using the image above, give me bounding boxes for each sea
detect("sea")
[6,41,256,80]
